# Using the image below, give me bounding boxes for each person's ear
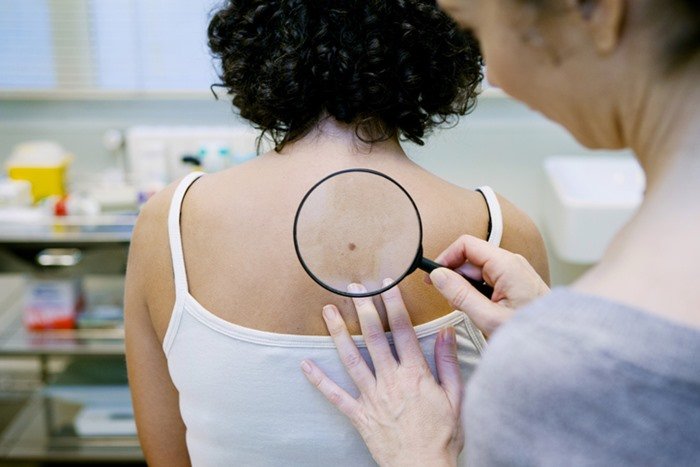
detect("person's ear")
[577,0,626,54]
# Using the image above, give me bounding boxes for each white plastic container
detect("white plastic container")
[0,179,32,207]
[543,155,645,264]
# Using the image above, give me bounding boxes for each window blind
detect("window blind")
[0,0,221,93]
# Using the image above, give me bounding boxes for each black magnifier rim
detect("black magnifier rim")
[293,168,424,298]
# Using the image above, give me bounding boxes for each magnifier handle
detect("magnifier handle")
[420,258,494,300]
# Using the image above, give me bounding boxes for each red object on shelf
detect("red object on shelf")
[54,196,69,216]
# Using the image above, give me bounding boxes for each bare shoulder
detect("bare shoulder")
[425,178,550,285]
[129,179,179,271]
[126,166,257,338]
[125,180,181,342]
[357,167,551,287]
[496,194,551,284]
[134,181,178,237]
[123,180,191,465]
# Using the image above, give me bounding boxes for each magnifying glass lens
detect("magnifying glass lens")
[294,170,421,297]
[295,169,494,299]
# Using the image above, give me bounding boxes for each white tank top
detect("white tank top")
[163,172,503,466]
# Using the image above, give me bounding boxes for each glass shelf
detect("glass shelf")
[0,387,142,462]
[0,300,124,358]
[0,214,136,245]
[0,223,139,463]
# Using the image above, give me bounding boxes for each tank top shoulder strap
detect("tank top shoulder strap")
[167,171,205,307]
[475,186,503,247]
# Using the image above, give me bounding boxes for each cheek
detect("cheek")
[476,2,550,98]
[488,58,526,95]
[479,36,520,91]
[480,31,548,104]
[437,0,476,28]
[482,50,504,88]
[486,45,574,130]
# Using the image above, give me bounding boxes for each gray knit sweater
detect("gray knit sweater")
[466,288,700,467]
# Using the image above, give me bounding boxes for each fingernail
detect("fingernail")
[430,269,448,289]
[301,360,312,374]
[446,327,456,345]
[347,283,366,293]
[322,305,336,321]
[440,327,455,346]
[382,278,394,287]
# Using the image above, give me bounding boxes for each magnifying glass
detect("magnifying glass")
[293,168,494,299]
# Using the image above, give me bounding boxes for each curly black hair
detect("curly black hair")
[208,0,482,151]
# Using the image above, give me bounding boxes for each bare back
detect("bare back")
[135,143,549,342]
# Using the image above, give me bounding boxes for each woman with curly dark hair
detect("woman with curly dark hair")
[124,1,548,465]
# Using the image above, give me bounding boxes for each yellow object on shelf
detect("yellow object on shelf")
[6,142,72,203]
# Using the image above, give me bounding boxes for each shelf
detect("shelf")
[0,228,139,463]
[0,214,136,245]
[0,387,142,462]
[0,303,124,357]
[0,277,125,357]
[0,276,25,337]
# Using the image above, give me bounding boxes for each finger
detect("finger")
[430,268,508,336]
[434,327,464,411]
[425,262,483,284]
[322,305,375,392]
[380,280,429,370]
[455,262,484,282]
[434,235,509,273]
[348,284,397,373]
[301,359,362,422]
